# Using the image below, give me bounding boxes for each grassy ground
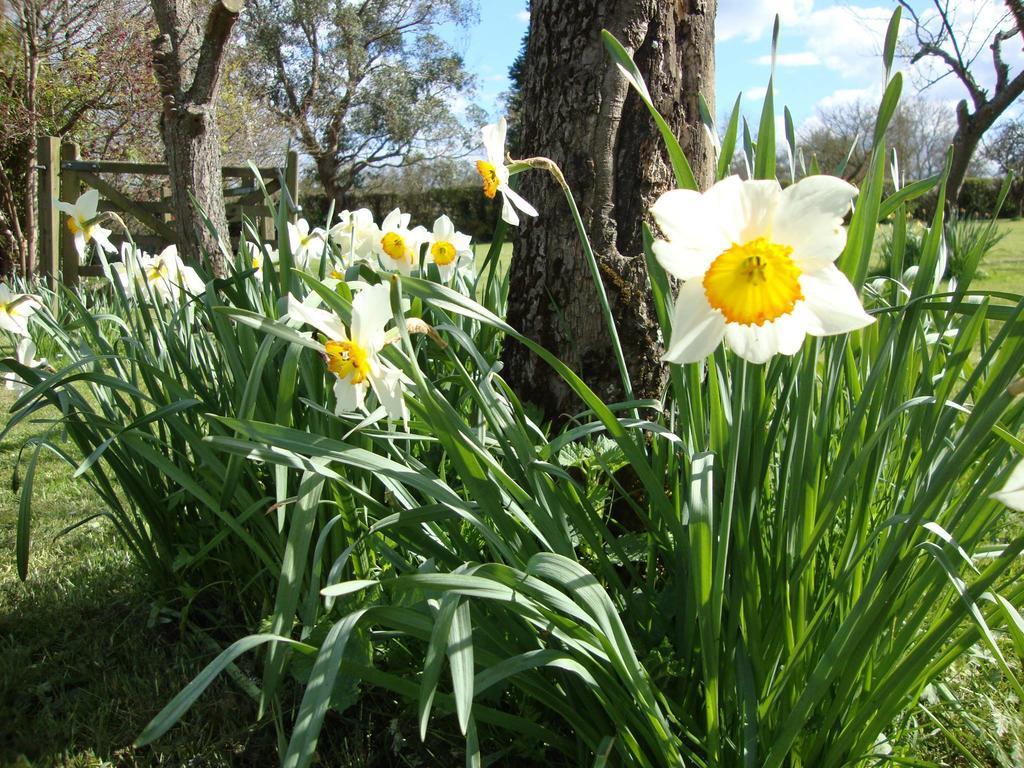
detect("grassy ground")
[0,389,467,767]
[977,218,1024,294]
[0,389,280,767]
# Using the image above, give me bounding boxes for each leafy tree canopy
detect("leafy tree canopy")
[240,0,484,199]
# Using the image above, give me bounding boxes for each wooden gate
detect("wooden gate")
[36,137,299,288]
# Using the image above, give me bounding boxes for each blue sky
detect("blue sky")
[448,0,1024,138]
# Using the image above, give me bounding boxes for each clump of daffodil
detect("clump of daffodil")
[374,208,427,276]
[992,459,1024,511]
[55,189,116,262]
[426,215,473,282]
[287,282,408,423]
[0,284,42,337]
[651,175,874,365]
[113,244,204,302]
[477,117,538,227]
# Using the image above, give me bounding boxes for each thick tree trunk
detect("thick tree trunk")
[948,98,1007,207]
[504,0,715,419]
[23,34,38,276]
[150,0,241,276]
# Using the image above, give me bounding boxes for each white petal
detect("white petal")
[78,188,100,218]
[724,322,779,364]
[770,310,808,356]
[333,377,365,414]
[800,265,875,336]
[73,232,86,260]
[650,187,729,275]
[651,238,715,282]
[662,280,727,364]
[433,215,454,239]
[991,460,1024,511]
[482,119,507,165]
[55,200,76,217]
[305,236,326,262]
[351,283,392,350]
[92,225,116,254]
[500,194,520,227]
[735,179,782,242]
[286,222,301,254]
[438,262,456,282]
[16,337,37,365]
[772,175,857,269]
[371,367,408,425]
[453,232,472,252]
[287,294,348,341]
[700,175,748,243]
[178,266,206,295]
[650,188,704,241]
[501,185,538,218]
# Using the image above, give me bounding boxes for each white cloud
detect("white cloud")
[792,5,896,83]
[746,86,769,101]
[753,51,820,67]
[718,0,813,42]
[516,10,530,23]
[816,86,878,110]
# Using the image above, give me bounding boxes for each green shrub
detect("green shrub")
[132,23,1024,768]
[876,213,1006,283]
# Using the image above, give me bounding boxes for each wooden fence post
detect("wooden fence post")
[58,141,81,289]
[285,149,299,221]
[37,136,60,291]
[161,184,173,226]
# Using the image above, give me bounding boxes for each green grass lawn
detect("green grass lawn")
[0,389,464,767]
[0,390,281,767]
[978,218,1024,294]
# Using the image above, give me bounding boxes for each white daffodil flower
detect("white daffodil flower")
[55,189,116,261]
[110,242,148,293]
[3,337,45,392]
[651,175,875,365]
[991,460,1024,511]
[118,245,204,302]
[0,284,42,337]
[239,241,278,279]
[286,282,407,423]
[374,208,427,276]
[426,215,473,282]
[287,219,327,269]
[477,117,538,227]
[329,208,379,267]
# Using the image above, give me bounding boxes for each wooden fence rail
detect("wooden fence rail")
[37,137,299,289]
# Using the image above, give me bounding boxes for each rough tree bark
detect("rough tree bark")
[149,0,241,275]
[20,2,38,277]
[504,0,715,419]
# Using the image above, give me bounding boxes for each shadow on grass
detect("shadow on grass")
[0,391,464,767]
[0,529,280,767]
